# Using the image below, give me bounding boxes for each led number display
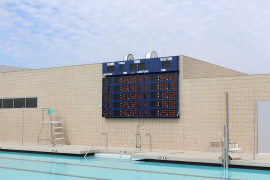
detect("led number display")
[102,72,179,118]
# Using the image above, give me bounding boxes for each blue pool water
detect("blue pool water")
[0,151,269,180]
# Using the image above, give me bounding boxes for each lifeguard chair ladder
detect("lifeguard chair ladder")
[37,108,70,147]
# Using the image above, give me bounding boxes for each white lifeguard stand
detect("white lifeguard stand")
[37,108,70,147]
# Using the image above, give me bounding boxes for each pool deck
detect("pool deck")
[1,141,270,169]
[0,141,97,155]
[131,150,270,169]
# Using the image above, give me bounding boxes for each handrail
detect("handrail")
[84,132,108,158]
[130,134,152,160]
[119,133,141,160]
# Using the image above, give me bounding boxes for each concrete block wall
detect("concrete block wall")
[0,56,269,153]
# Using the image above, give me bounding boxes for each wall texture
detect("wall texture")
[180,74,270,153]
[0,56,269,154]
[182,56,246,79]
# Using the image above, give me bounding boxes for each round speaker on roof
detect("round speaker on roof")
[145,51,158,59]
[123,54,134,61]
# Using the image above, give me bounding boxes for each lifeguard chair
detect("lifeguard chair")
[37,108,70,147]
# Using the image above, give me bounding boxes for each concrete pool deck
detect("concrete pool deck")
[1,141,270,169]
[131,151,270,168]
[0,141,98,155]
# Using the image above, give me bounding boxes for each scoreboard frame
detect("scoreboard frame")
[102,56,179,118]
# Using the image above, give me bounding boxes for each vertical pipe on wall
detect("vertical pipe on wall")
[21,107,25,146]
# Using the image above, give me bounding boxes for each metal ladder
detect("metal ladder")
[38,108,70,147]
[52,120,66,144]
[119,133,152,160]
[84,132,108,158]
[130,134,152,160]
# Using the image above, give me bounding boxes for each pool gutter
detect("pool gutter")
[141,159,270,171]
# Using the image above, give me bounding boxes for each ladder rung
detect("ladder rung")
[43,121,62,124]
[39,110,68,146]
[38,138,52,140]
[52,121,62,124]
[55,138,65,140]
[54,132,63,135]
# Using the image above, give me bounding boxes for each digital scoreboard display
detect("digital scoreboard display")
[102,56,179,118]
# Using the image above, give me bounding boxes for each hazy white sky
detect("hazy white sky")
[0,0,270,74]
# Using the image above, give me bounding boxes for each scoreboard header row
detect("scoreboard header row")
[103,56,179,76]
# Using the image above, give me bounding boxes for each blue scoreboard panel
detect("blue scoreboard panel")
[102,56,179,118]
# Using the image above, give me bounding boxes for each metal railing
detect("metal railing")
[119,133,141,160]
[130,134,152,160]
[119,133,152,160]
[84,132,108,158]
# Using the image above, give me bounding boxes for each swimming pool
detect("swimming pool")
[0,151,269,180]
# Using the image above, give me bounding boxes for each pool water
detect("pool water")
[0,151,269,180]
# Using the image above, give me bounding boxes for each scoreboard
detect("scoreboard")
[102,56,179,118]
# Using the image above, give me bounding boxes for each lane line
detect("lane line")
[0,166,110,180]
[0,156,240,180]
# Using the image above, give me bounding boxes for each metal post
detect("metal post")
[222,126,225,168]
[21,107,25,146]
[225,92,230,170]
[225,126,229,170]
[50,114,53,147]
[223,127,228,178]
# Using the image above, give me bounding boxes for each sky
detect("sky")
[0,0,270,74]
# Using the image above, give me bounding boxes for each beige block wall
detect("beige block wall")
[0,64,103,145]
[180,72,270,153]
[0,56,269,154]
[181,56,246,79]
